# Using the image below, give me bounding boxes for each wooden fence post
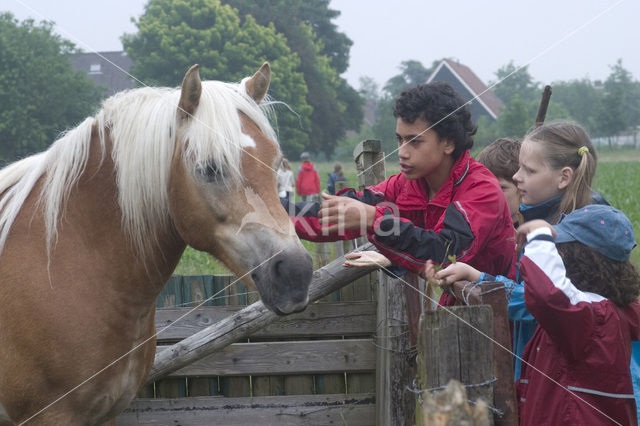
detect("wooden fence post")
[352,140,414,425]
[354,140,386,192]
[446,281,519,425]
[417,306,494,425]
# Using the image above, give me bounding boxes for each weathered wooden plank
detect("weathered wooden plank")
[354,139,385,192]
[252,375,284,397]
[448,280,519,425]
[183,276,212,394]
[155,276,187,398]
[147,243,379,384]
[417,306,494,425]
[154,301,377,342]
[376,274,414,426]
[166,339,375,377]
[480,282,518,426]
[117,393,376,425]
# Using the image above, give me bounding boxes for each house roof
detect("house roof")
[427,59,504,119]
[69,51,135,95]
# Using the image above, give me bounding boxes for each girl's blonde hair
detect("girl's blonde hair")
[525,122,597,223]
[280,158,291,171]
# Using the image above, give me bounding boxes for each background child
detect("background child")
[515,205,639,425]
[327,162,346,195]
[475,138,522,227]
[276,157,294,203]
[295,152,320,201]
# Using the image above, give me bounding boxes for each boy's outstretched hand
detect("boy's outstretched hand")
[318,193,377,233]
[343,250,392,268]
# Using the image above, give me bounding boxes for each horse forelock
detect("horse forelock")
[0,79,279,260]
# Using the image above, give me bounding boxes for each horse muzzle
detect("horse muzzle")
[251,248,312,315]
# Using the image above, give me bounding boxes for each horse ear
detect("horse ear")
[179,64,202,118]
[245,62,271,104]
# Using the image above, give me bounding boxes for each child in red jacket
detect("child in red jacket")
[295,152,320,201]
[516,205,640,425]
[287,82,516,306]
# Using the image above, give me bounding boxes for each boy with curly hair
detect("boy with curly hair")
[289,82,516,311]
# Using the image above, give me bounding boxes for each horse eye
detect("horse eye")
[197,162,224,183]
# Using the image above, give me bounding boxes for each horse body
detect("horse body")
[0,64,312,424]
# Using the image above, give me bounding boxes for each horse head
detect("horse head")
[168,63,312,315]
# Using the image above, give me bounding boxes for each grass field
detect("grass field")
[174,146,640,274]
[592,149,640,267]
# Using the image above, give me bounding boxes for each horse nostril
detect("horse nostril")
[274,259,285,277]
[251,272,259,282]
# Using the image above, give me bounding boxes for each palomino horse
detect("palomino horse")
[0,63,312,424]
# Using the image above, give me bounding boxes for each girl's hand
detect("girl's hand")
[343,251,391,268]
[435,262,481,284]
[516,219,555,252]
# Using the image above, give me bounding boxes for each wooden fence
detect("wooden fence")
[117,273,378,425]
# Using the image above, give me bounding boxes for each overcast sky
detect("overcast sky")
[4,0,639,90]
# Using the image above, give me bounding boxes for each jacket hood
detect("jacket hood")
[300,162,315,171]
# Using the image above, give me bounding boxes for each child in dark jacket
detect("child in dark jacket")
[327,162,346,195]
[515,205,640,425]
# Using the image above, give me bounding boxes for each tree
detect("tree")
[222,0,351,72]
[549,79,602,133]
[122,0,311,155]
[382,60,435,98]
[364,59,439,157]
[358,76,380,103]
[490,61,538,105]
[221,0,362,158]
[0,13,103,162]
[595,59,640,143]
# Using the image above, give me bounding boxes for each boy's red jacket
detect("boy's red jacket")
[290,150,516,295]
[296,162,320,196]
[517,228,640,425]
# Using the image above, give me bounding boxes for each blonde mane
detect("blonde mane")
[0,79,278,259]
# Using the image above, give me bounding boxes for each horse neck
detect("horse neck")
[63,131,186,302]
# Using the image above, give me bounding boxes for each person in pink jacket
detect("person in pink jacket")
[295,152,320,201]
[516,204,640,425]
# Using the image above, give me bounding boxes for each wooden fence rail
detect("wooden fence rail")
[147,243,379,384]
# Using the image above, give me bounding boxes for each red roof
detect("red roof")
[428,59,504,118]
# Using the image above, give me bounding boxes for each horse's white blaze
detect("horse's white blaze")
[237,186,295,237]
[239,133,256,148]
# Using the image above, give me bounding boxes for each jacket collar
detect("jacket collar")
[429,150,470,205]
[520,194,562,223]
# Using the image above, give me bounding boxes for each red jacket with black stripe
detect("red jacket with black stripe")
[288,150,517,304]
[517,227,640,425]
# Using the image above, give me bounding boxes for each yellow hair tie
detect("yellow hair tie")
[578,146,589,156]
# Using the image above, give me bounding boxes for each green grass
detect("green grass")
[593,161,640,268]
[175,153,640,274]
